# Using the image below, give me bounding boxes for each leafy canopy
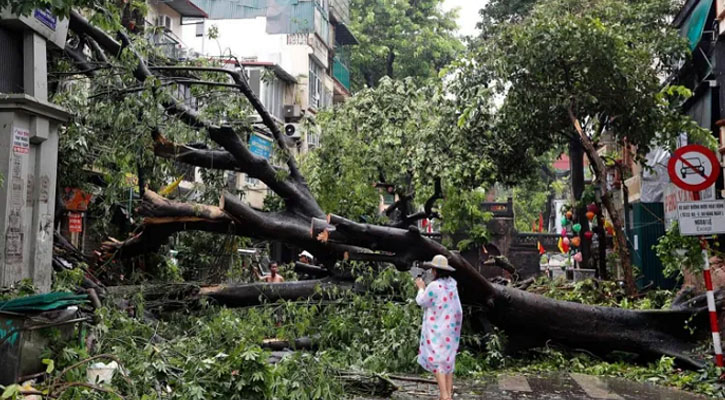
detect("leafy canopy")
[348,0,464,89]
[303,77,501,222]
[463,0,707,174]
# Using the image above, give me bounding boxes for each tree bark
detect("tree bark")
[199,279,350,307]
[567,107,635,296]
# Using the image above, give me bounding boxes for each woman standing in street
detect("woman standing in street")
[415,255,463,400]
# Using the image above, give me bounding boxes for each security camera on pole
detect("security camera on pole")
[668,144,724,366]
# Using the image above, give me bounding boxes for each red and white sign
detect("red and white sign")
[68,213,83,233]
[12,128,29,154]
[667,144,720,192]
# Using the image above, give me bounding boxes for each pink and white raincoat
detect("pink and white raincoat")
[415,277,463,374]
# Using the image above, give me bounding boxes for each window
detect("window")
[262,77,285,121]
[307,132,320,149]
[245,174,259,186]
[309,58,323,109]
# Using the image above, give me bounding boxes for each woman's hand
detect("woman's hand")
[415,277,426,290]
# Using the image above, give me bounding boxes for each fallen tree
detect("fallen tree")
[62,9,714,369]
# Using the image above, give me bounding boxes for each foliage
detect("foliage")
[52,267,87,292]
[460,0,706,185]
[16,268,422,399]
[348,0,463,89]
[0,0,97,17]
[0,279,36,301]
[526,276,675,310]
[305,78,497,221]
[653,222,706,279]
[438,188,492,250]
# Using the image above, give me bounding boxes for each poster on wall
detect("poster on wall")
[12,127,29,154]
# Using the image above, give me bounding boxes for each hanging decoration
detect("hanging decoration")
[572,223,582,233]
[558,237,569,254]
[584,231,594,240]
[586,211,595,221]
[573,252,583,263]
[571,237,581,247]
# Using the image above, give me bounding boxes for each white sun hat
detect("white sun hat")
[299,250,314,259]
[422,254,455,272]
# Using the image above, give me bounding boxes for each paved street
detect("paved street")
[364,372,708,399]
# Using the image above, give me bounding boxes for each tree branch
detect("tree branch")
[152,129,243,172]
[67,11,323,217]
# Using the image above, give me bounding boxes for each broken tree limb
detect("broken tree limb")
[199,279,351,307]
[322,214,496,304]
[261,336,317,351]
[483,256,518,277]
[152,129,243,173]
[294,262,330,278]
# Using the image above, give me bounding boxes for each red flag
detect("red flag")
[539,213,544,233]
[537,241,546,255]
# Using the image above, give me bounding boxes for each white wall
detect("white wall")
[182,18,314,78]
[147,2,184,40]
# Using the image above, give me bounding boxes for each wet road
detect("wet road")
[359,372,708,399]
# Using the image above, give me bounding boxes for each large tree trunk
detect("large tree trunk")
[66,11,710,370]
[488,285,706,369]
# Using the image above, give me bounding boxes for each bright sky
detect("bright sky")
[442,0,487,37]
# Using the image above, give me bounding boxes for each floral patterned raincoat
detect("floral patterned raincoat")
[415,277,463,374]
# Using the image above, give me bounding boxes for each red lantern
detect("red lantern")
[584,231,594,240]
[587,203,599,214]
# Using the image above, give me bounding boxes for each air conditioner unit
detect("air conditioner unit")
[284,104,302,122]
[284,123,302,142]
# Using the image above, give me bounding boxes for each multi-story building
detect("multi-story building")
[148,0,209,58]
[176,0,358,209]
[121,0,209,59]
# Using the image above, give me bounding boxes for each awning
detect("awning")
[156,0,209,18]
[677,0,712,51]
[334,21,358,45]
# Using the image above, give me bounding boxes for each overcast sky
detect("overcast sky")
[442,0,487,37]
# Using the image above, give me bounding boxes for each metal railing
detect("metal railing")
[332,52,350,90]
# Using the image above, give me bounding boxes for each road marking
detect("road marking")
[570,373,623,399]
[498,374,532,392]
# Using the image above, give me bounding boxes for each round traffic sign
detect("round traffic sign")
[667,144,720,192]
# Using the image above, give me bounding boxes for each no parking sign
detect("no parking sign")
[667,144,720,192]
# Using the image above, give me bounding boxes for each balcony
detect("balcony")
[332,56,350,91]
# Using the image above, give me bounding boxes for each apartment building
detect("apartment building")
[121,0,208,59]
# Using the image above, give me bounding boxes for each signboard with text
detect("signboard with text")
[249,133,272,160]
[68,213,83,233]
[663,184,715,229]
[677,201,725,236]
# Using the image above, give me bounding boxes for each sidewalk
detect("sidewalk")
[361,372,708,399]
